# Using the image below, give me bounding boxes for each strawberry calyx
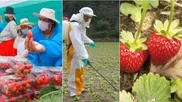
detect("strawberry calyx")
[120,30,147,52]
[154,0,182,40]
[154,19,182,40]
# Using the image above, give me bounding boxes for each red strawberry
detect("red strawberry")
[25,83,31,88]
[23,69,31,74]
[147,31,181,65]
[120,43,148,72]
[27,30,32,39]
[25,63,32,69]
[18,74,25,78]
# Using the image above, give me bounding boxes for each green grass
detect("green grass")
[63,42,119,102]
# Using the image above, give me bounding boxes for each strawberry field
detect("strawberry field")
[63,42,119,102]
[120,0,182,102]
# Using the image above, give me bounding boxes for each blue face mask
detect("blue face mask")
[21,28,28,35]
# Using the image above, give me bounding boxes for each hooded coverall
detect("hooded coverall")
[67,13,94,96]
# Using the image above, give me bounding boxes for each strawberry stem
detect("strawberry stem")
[166,0,174,34]
[134,0,148,43]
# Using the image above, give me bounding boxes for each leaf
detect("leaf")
[34,87,62,102]
[170,19,179,30]
[164,19,169,31]
[171,79,182,100]
[134,0,159,9]
[120,3,136,16]
[154,20,164,33]
[130,7,142,22]
[149,0,159,8]
[171,27,182,36]
[174,94,182,102]
[171,82,177,93]
[120,30,134,41]
[141,44,148,50]
[120,3,141,22]
[138,38,147,43]
[120,90,134,102]
[39,85,58,97]
[132,72,171,102]
[134,0,143,6]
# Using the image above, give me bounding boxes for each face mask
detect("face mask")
[84,18,91,28]
[21,28,28,35]
[5,16,10,22]
[38,20,49,31]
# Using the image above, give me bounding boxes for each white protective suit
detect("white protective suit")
[67,9,95,96]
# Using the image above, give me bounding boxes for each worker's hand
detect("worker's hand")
[25,38,45,52]
[89,42,96,48]
[82,59,88,67]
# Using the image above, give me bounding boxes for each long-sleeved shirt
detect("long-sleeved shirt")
[13,35,28,58]
[0,20,17,42]
[28,24,62,66]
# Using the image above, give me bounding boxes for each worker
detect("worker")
[67,7,96,96]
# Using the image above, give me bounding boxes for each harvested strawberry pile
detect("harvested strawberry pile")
[0,57,62,102]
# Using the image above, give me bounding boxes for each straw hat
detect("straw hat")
[33,8,60,23]
[20,18,34,28]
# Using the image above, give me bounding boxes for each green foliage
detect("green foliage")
[134,0,159,9]
[132,72,171,102]
[63,1,119,41]
[120,3,141,22]
[120,0,159,22]
[34,86,62,102]
[120,90,134,102]
[39,85,58,97]
[171,79,182,100]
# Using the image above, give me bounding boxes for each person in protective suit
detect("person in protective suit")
[67,7,96,97]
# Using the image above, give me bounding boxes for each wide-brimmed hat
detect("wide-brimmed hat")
[33,8,60,23]
[4,7,15,14]
[20,18,34,28]
[79,7,96,17]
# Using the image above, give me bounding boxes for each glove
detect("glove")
[82,59,88,67]
[89,42,96,47]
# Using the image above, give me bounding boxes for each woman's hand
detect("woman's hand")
[25,38,45,52]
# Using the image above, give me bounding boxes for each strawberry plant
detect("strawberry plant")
[120,0,148,72]
[147,0,182,65]
[120,0,159,22]
[171,79,182,101]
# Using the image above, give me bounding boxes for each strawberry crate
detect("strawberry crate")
[0,89,33,102]
[31,67,62,87]
[0,58,11,69]
[0,75,33,95]
[8,58,33,77]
